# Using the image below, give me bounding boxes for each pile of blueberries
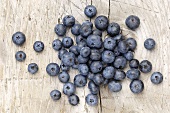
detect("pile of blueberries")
[13,5,163,106]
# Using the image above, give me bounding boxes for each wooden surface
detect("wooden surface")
[0,0,169,113]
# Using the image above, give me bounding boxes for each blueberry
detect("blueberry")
[76,40,87,53]
[68,94,79,106]
[150,72,163,84]
[33,41,44,52]
[58,71,70,83]
[129,59,139,69]
[63,15,75,27]
[139,60,152,73]
[125,15,140,30]
[113,34,125,43]
[113,70,126,81]
[72,58,79,69]
[82,20,93,28]
[113,56,127,69]
[63,82,76,96]
[108,81,122,92]
[88,81,99,95]
[69,46,79,56]
[87,35,102,49]
[79,25,92,37]
[15,51,26,62]
[103,79,109,85]
[90,61,103,73]
[130,80,144,94]
[87,72,95,80]
[93,29,102,37]
[28,63,38,74]
[71,24,81,36]
[94,15,109,30]
[93,73,104,85]
[61,52,75,67]
[78,64,89,75]
[113,47,121,57]
[85,94,98,106]
[76,35,85,44]
[52,39,62,51]
[84,5,97,18]
[80,47,91,58]
[118,40,129,54]
[90,49,101,61]
[144,38,156,50]
[123,51,134,61]
[107,22,120,36]
[78,55,89,64]
[58,48,68,60]
[103,66,115,79]
[126,38,137,51]
[12,32,26,46]
[46,63,60,76]
[50,90,61,100]
[102,50,115,64]
[62,37,73,48]
[126,69,140,80]
[74,74,87,87]
[54,24,66,36]
[104,37,116,50]
[60,62,70,71]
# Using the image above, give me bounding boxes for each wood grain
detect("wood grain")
[0,0,169,113]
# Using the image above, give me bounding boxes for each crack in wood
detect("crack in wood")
[108,0,111,19]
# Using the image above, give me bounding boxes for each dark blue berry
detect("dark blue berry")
[144,38,156,50]
[60,62,70,71]
[69,46,79,56]
[126,69,140,80]
[87,72,95,80]
[76,35,85,44]
[90,61,103,73]
[82,20,93,28]
[88,81,99,95]
[102,50,115,63]
[54,24,66,36]
[129,59,139,69]
[126,38,137,51]
[84,5,97,18]
[58,48,68,60]
[63,82,76,96]
[68,94,79,106]
[76,40,87,53]
[139,60,152,73]
[61,52,75,67]
[107,22,120,36]
[71,24,81,36]
[130,80,144,94]
[113,70,126,81]
[33,41,44,52]
[93,29,102,37]
[118,40,129,54]
[15,51,26,62]
[113,56,127,69]
[62,37,73,48]
[79,25,92,37]
[78,64,89,76]
[90,49,101,61]
[125,15,140,30]
[93,73,104,85]
[85,94,98,106]
[123,51,134,61]
[113,47,121,57]
[104,37,116,50]
[151,72,163,84]
[46,63,60,76]
[74,74,87,87]
[94,15,109,30]
[12,32,26,46]
[87,35,102,49]
[78,55,89,64]
[28,63,38,74]
[63,15,75,27]
[108,81,122,92]
[50,90,61,100]
[103,66,115,79]
[58,71,70,83]
[52,39,62,51]
[103,79,109,85]
[80,47,91,58]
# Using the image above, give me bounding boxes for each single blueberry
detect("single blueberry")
[129,59,139,69]
[71,24,81,36]
[50,90,61,100]
[12,32,26,46]
[93,29,102,37]
[76,35,85,44]
[33,41,44,52]
[61,52,75,67]
[126,38,137,51]
[90,61,103,73]
[102,50,115,63]
[94,15,109,30]
[87,72,95,80]
[85,94,98,106]
[87,35,103,49]
[69,46,79,56]
[126,69,140,80]
[58,48,68,60]
[79,25,92,37]
[58,71,70,83]
[93,73,104,85]
[62,37,73,48]
[88,81,99,95]
[46,63,60,76]
[144,38,156,50]
[107,22,120,36]
[90,49,101,61]
[28,63,38,74]
[80,47,91,58]
[84,5,97,18]
[72,58,79,69]
[103,66,115,79]
[104,37,116,50]
[68,94,79,106]
[78,64,89,76]
[54,24,66,36]
[139,60,152,73]
[123,51,134,61]
[151,72,163,84]
[74,74,87,87]
[63,82,76,96]
[78,55,89,64]
[113,70,126,81]
[63,15,75,27]
[82,20,93,28]
[15,51,26,62]
[113,56,127,69]
[118,40,129,54]
[130,80,144,94]
[125,15,140,30]
[60,62,70,71]
[108,81,122,92]
[113,47,121,57]
[52,39,62,51]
